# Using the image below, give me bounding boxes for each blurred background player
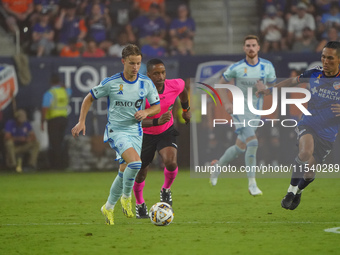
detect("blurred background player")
[257,41,340,210]
[71,44,160,225]
[133,58,191,218]
[209,35,277,196]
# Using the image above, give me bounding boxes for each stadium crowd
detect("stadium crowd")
[259,0,340,53]
[0,0,194,57]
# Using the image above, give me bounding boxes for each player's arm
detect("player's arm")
[179,87,191,124]
[135,103,160,122]
[142,111,172,127]
[71,93,95,137]
[217,75,234,114]
[256,77,299,97]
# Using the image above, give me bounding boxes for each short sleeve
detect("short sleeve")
[146,81,160,105]
[266,63,277,84]
[222,65,236,82]
[90,79,110,99]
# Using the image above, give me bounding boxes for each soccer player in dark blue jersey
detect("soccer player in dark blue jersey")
[257,41,340,210]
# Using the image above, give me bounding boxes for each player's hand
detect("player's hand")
[331,104,340,117]
[225,102,233,114]
[182,111,191,124]
[255,79,266,91]
[134,110,148,122]
[159,111,172,125]
[71,122,86,137]
[256,88,271,98]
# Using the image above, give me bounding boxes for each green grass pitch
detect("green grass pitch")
[1,170,339,255]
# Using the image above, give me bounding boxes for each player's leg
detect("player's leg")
[238,127,262,196]
[282,127,314,209]
[120,147,142,218]
[133,133,157,218]
[209,138,246,186]
[101,163,126,225]
[159,146,178,206]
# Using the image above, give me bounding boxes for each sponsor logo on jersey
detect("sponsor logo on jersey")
[135,99,143,108]
[115,100,134,107]
[139,89,145,97]
[117,84,124,95]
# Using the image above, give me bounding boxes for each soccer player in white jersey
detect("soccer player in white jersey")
[210,35,277,196]
[71,44,160,225]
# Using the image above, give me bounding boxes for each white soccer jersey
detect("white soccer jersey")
[223,58,276,119]
[90,72,160,137]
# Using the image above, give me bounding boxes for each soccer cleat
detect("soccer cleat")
[209,159,219,186]
[248,184,263,196]
[136,203,149,219]
[281,192,295,209]
[289,193,302,210]
[121,196,134,218]
[101,204,114,225]
[160,188,172,206]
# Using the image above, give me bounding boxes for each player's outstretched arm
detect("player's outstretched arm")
[71,93,94,137]
[256,77,299,98]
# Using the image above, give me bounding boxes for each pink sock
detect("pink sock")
[162,167,178,189]
[133,181,145,204]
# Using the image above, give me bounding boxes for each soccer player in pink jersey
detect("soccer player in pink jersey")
[133,58,191,218]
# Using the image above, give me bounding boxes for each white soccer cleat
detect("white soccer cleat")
[209,159,220,186]
[248,184,263,196]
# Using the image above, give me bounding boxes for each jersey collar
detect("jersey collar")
[244,58,260,67]
[121,72,139,84]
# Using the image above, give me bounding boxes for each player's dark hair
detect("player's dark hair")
[324,41,340,56]
[244,35,260,45]
[121,44,142,59]
[146,58,164,71]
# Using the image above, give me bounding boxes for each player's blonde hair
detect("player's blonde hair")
[244,35,260,45]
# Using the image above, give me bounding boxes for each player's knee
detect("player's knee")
[246,139,258,148]
[164,160,177,171]
[298,150,313,162]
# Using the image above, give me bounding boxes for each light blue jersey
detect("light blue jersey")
[223,58,276,129]
[90,72,160,138]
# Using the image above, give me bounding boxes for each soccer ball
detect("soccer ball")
[149,202,174,226]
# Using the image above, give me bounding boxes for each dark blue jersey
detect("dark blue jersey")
[297,66,340,142]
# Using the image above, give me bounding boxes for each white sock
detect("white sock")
[287,185,298,195]
[105,201,115,210]
[121,194,130,199]
[296,188,303,194]
[248,177,256,186]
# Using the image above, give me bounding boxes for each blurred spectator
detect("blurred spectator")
[83,0,107,16]
[82,39,106,57]
[54,2,87,51]
[108,0,133,42]
[4,109,39,172]
[108,31,129,57]
[59,37,81,57]
[261,0,287,18]
[287,2,316,48]
[141,31,166,57]
[133,0,165,17]
[30,9,55,57]
[41,73,71,170]
[316,26,340,52]
[260,5,285,53]
[169,4,195,55]
[126,2,166,46]
[86,3,111,50]
[314,0,340,17]
[1,0,34,41]
[318,2,340,39]
[292,26,318,52]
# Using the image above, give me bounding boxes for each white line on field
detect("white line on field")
[1,221,340,226]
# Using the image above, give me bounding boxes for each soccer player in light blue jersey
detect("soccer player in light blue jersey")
[210,35,277,196]
[71,44,160,225]
[257,41,340,210]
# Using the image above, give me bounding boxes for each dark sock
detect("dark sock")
[298,178,315,190]
[290,157,307,186]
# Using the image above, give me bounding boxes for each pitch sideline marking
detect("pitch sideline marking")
[324,227,340,234]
